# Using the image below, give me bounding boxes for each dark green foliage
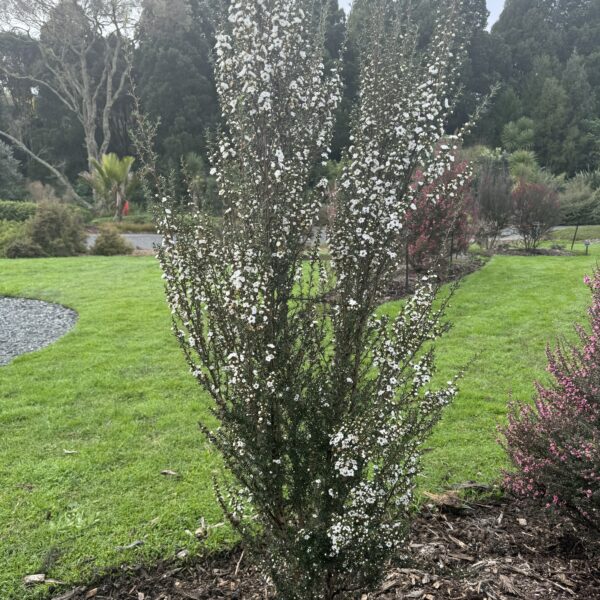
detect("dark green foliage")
[560,176,600,226]
[3,0,599,196]
[134,0,219,170]
[0,200,37,222]
[0,219,26,257]
[0,140,24,199]
[5,238,45,259]
[501,117,534,152]
[325,0,351,160]
[477,0,600,175]
[90,227,134,256]
[23,202,86,257]
[471,86,522,148]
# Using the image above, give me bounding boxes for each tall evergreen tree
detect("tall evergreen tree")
[134,0,219,170]
[474,0,600,174]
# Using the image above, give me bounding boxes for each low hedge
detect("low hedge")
[0,200,37,222]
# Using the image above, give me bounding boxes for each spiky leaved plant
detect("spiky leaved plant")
[146,0,483,597]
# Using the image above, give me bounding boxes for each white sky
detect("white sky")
[339,0,504,29]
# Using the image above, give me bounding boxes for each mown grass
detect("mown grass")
[0,257,230,600]
[1,243,599,599]
[550,225,600,242]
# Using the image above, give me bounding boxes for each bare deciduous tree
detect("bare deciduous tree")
[0,0,138,204]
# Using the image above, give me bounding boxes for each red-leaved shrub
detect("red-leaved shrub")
[502,271,600,530]
[405,162,473,272]
[512,181,560,250]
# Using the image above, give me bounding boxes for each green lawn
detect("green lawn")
[0,244,598,599]
[550,225,600,242]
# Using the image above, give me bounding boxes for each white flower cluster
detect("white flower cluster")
[153,0,482,596]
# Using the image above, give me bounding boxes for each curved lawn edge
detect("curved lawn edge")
[0,296,78,366]
[0,250,598,599]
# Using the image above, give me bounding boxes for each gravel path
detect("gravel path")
[0,297,78,366]
[86,233,163,250]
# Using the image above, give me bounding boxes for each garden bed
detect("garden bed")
[495,246,576,257]
[55,496,600,600]
[383,255,487,301]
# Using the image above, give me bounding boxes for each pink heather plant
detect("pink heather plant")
[502,270,600,531]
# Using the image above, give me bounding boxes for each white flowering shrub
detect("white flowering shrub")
[146,0,482,597]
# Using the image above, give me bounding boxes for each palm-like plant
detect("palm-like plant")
[81,153,137,221]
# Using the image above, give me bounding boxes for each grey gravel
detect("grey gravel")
[0,297,78,366]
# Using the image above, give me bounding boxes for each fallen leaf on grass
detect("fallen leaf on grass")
[24,574,46,585]
[161,470,179,477]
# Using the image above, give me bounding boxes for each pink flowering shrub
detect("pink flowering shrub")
[405,162,474,272]
[502,271,600,530]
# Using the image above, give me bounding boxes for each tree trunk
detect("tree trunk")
[114,189,123,222]
[0,129,91,209]
[571,224,579,251]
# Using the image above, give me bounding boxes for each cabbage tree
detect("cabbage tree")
[81,153,137,220]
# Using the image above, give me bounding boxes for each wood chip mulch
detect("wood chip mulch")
[52,495,600,600]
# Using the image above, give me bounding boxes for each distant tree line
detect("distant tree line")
[470,0,600,176]
[0,0,598,205]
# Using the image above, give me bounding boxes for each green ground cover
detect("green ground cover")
[550,225,600,242]
[1,243,598,598]
[91,213,156,233]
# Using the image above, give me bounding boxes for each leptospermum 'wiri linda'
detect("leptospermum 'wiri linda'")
[153,0,482,597]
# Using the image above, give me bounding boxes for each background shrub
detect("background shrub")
[405,162,474,272]
[25,201,86,257]
[512,181,561,250]
[0,200,37,222]
[473,154,513,249]
[5,238,45,259]
[560,176,600,227]
[0,220,27,257]
[91,227,134,256]
[502,270,600,531]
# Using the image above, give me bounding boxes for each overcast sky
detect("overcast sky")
[339,0,505,29]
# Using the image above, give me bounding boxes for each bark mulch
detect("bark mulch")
[383,255,486,302]
[50,494,600,600]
